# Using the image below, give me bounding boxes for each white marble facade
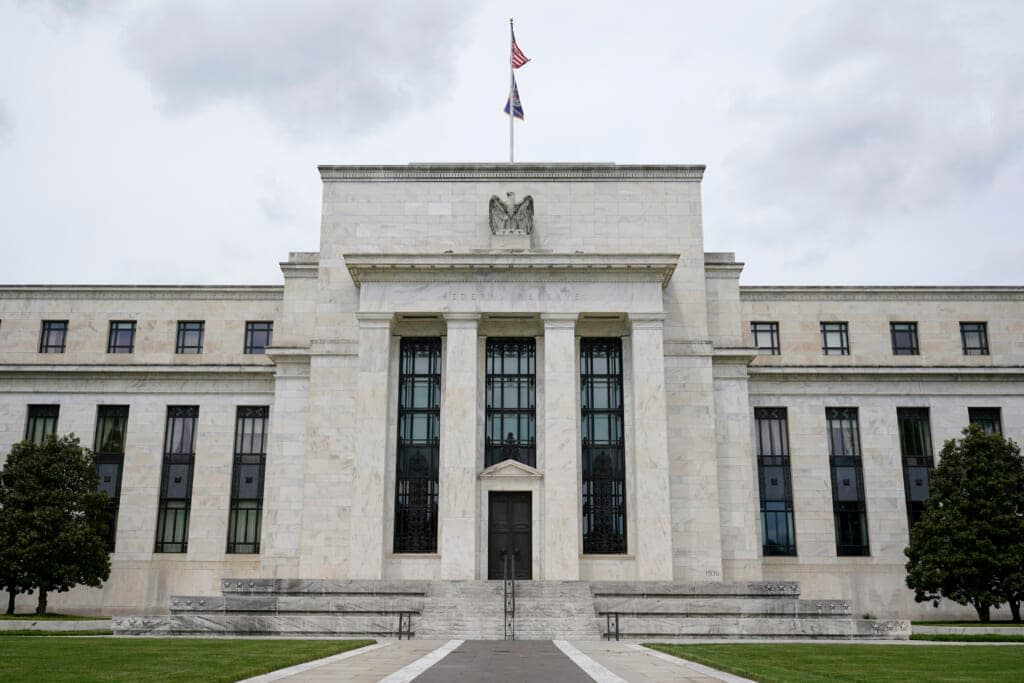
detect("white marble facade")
[0,164,1022,620]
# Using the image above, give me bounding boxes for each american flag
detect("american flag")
[511,29,529,68]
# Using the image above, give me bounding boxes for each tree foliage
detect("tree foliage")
[0,435,111,614]
[905,425,1024,622]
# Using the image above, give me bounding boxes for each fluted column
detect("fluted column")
[541,313,581,580]
[629,313,674,579]
[348,312,393,579]
[439,313,480,579]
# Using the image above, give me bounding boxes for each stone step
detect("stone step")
[593,597,850,617]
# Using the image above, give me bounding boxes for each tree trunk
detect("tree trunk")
[35,589,47,615]
[973,601,991,623]
[1010,600,1021,623]
[6,588,14,615]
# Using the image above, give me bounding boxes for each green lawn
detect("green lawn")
[0,613,109,621]
[911,633,1024,643]
[647,643,1024,683]
[0,637,374,682]
[913,620,1024,627]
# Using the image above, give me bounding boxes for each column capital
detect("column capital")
[628,312,666,331]
[355,312,394,329]
[540,313,579,329]
[443,312,481,330]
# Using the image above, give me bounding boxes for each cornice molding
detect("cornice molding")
[0,285,283,301]
[343,252,679,288]
[741,286,1024,302]
[749,365,1024,382]
[319,163,705,183]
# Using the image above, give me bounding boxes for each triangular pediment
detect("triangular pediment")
[479,459,543,479]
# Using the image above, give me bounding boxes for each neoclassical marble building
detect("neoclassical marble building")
[1,163,1021,619]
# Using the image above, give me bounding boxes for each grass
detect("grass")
[911,633,1024,643]
[913,620,1024,627]
[0,637,374,682]
[646,643,1024,682]
[0,613,109,621]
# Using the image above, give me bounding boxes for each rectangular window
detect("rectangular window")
[755,408,796,556]
[898,408,934,531]
[826,407,869,556]
[94,405,128,551]
[39,320,68,353]
[820,322,850,355]
[25,404,59,444]
[155,406,198,553]
[968,407,1002,436]
[393,338,441,553]
[960,322,989,355]
[227,406,268,553]
[580,337,627,554]
[175,321,204,354]
[107,320,136,354]
[485,338,536,467]
[244,321,273,354]
[751,322,781,355]
[890,322,919,355]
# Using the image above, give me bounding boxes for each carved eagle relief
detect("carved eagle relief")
[489,192,534,235]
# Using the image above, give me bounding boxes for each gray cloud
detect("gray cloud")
[120,1,478,139]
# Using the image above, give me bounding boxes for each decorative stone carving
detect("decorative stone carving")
[489,193,534,235]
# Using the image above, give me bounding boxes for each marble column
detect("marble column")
[541,314,581,580]
[439,313,480,579]
[348,312,393,579]
[629,313,675,580]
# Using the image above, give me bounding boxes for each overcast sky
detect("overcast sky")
[1,1,1021,286]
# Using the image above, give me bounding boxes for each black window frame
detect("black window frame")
[485,337,537,468]
[39,320,68,353]
[960,322,989,355]
[751,321,781,355]
[580,337,627,555]
[890,322,919,356]
[968,407,1002,436]
[94,405,129,551]
[897,407,934,531]
[826,407,870,556]
[227,406,269,554]
[244,321,274,355]
[25,404,59,444]
[393,338,441,554]
[154,405,198,553]
[820,322,850,356]
[175,321,205,354]
[107,320,137,354]
[754,407,797,556]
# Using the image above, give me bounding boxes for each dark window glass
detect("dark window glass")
[244,321,273,354]
[227,406,268,553]
[485,338,536,467]
[94,405,129,550]
[175,321,204,354]
[25,404,59,444]
[968,407,1002,436]
[581,337,627,554]
[826,407,869,556]
[393,338,441,553]
[155,406,198,553]
[751,322,781,355]
[755,407,796,556]
[39,320,68,353]
[897,408,933,531]
[107,321,136,354]
[820,322,850,355]
[890,322,919,355]
[960,322,989,355]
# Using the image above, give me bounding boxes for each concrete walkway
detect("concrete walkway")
[246,639,738,682]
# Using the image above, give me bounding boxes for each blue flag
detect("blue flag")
[504,76,524,120]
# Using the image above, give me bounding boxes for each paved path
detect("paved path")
[251,639,730,682]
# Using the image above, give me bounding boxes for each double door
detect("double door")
[487,492,532,580]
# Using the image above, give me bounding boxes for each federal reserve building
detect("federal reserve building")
[1,163,1020,638]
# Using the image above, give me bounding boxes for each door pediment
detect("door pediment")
[480,459,543,480]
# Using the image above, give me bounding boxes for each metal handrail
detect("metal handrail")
[503,550,517,640]
[605,612,620,641]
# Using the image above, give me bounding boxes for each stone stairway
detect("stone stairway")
[112,578,908,640]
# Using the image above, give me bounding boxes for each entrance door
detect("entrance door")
[488,492,532,580]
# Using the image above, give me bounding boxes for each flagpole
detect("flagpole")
[509,18,514,163]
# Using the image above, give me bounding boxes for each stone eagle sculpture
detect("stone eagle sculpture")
[489,192,534,235]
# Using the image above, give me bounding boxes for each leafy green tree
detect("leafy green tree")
[0,435,111,614]
[905,425,1024,622]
